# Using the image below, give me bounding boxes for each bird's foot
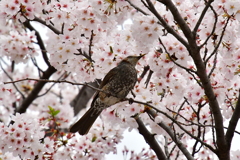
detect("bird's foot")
[128,98,134,104]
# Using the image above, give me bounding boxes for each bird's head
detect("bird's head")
[122,54,145,66]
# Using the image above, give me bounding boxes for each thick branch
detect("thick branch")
[189,16,232,160]
[133,114,167,160]
[192,44,228,159]
[145,108,194,160]
[158,1,231,157]
[15,66,56,113]
[226,90,240,149]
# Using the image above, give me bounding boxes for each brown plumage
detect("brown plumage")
[69,55,144,135]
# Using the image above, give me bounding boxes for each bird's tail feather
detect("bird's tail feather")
[69,107,101,135]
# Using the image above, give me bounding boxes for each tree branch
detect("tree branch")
[125,0,149,15]
[0,59,25,99]
[31,57,43,77]
[159,0,193,42]
[4,78,102,93]
[130,100,217,153]
[145,0,189,49]
[32,17,62,35]
[199,2,218,50]
[193,0,214,36]
[23,20,51,67]
[88,30,94,61]
[15,66,56,113]
[37,72,70,98]
[204,15,231,64]
[226,90,240,149]
[192,48,228,158]
[145,108,195,160]
[189,16,232,160]
[132,114,167,160]
[158,37,196,73]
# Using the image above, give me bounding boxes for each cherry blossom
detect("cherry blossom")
[0,0,240,159]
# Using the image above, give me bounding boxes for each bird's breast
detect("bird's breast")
[97,63,138,106]
[100,96,121,106]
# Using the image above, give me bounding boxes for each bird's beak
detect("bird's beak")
[138,54,146,59]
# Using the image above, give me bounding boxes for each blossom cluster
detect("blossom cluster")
[0,30,38,63]
[0,109,125,160]
[0,113,52,160]
[0,0,240,159]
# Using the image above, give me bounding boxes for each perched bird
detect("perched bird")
[69,55,144,135]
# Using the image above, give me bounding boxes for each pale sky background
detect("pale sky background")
[106,129,150,159]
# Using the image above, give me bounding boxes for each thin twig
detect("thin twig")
[23,20,51,67]
[4,78,101,92]
[204,15,231,64]
[14,67,56,113]
[75,49,95,63]
[0,60,25,99]
[61,23,65,34]
[164,136,170,158]
[157,0,193,42]
[158,37,202,87]
[145,108,195,160]
[199,1,218,50]
[158,38,195,73]
[141,104,216,153]
[125,0,149,15]
[32,17,62,35]
[145,0,189,48]
[37,72,70,97]
[31,57,43,77]
[193,0,214,36]
[207,49,218,78]
[192,103,204,156]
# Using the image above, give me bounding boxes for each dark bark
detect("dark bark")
[16,66,56,113]
[226,90,240,149]
[145,108,194,160]
[133,114,168,160]
[145,0,230,159]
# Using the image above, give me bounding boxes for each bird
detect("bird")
[69,55,144,135]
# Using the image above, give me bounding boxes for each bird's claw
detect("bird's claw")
[128,98,134,104]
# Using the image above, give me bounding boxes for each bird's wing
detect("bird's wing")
[91,66,118,107]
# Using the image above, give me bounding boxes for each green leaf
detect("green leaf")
[92,136,97,142]
[52,110,60,116]
[48,106,60,116]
